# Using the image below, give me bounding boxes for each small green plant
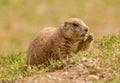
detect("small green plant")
[0,51,26,82]
[99,35,120,52]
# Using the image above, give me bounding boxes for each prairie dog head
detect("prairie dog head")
[61,18,89,42]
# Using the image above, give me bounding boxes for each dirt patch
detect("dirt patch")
[15,57,118,83]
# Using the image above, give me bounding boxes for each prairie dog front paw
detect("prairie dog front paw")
[88,33,94,40]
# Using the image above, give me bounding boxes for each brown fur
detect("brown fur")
[26,18,89,66]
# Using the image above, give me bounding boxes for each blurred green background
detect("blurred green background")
[0,0,120,53]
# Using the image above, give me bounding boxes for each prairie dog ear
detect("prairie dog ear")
[64,21,68,27]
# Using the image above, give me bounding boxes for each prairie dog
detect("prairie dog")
[26,18,89,66]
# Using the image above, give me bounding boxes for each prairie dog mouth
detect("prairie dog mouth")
[74,33,88,43]
[82,33,94,41]
[78,33,88,40]
[80,32,88,37]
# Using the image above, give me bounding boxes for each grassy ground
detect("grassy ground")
[0,35,119,83]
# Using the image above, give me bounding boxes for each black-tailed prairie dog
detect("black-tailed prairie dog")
[26,18,92,66]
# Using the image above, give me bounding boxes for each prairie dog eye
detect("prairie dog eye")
[72,23,79,27]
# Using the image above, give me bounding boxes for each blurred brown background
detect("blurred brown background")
[0,0,120,53]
